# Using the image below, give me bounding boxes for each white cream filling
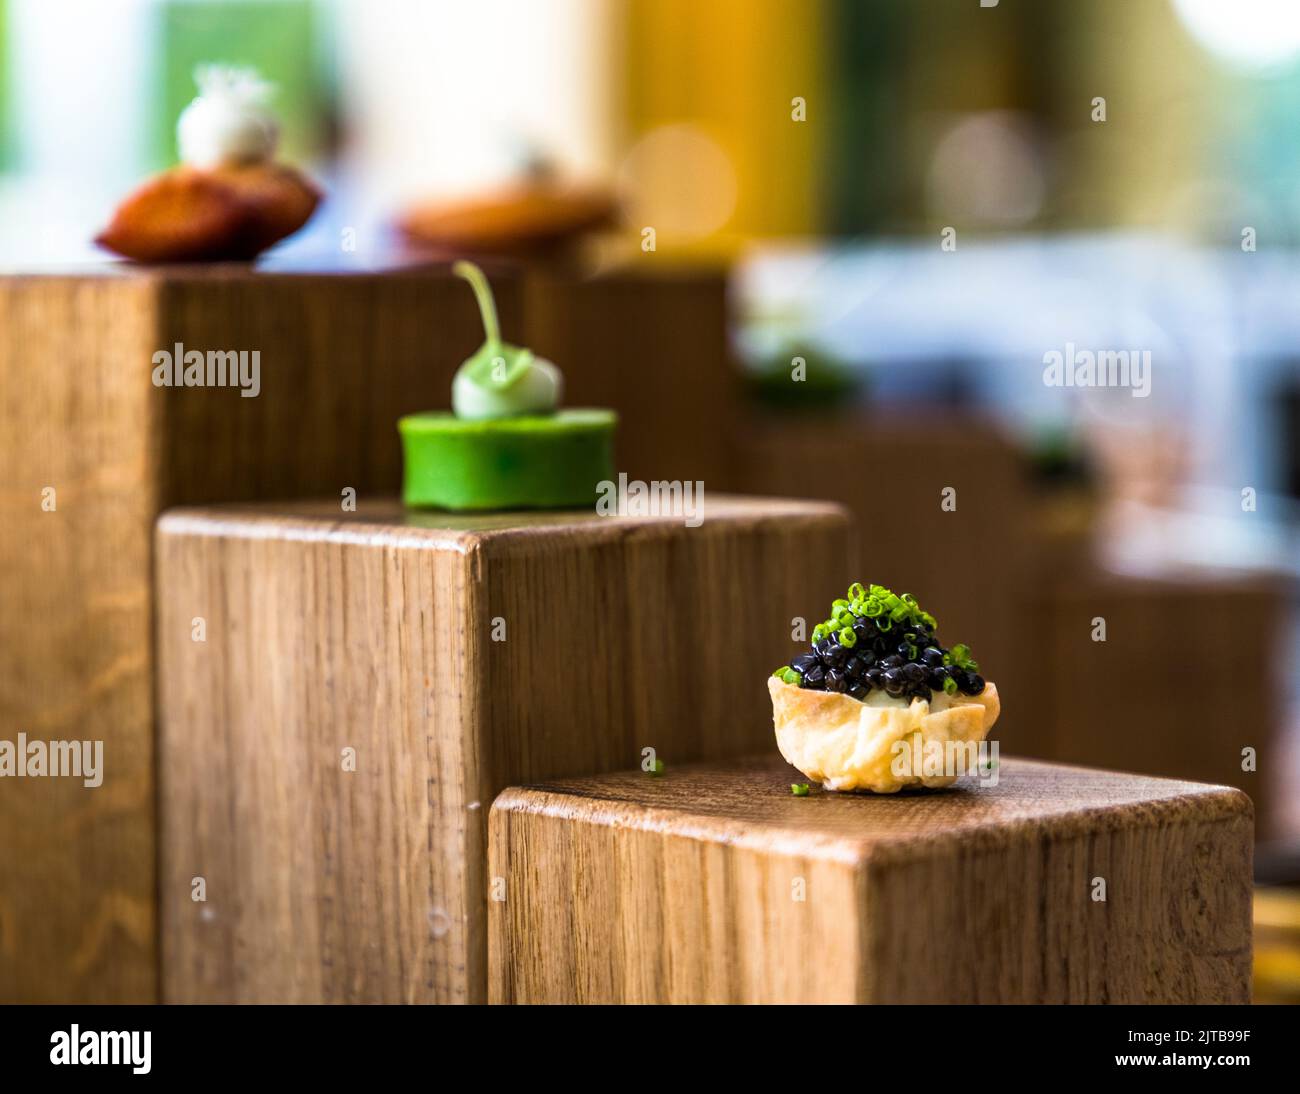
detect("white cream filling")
[451,356,562,420]
[847,687,961,715]
[176,66,278,169]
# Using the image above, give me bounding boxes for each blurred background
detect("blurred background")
[2,0,1299,1001]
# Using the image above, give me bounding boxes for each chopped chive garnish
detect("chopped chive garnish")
[779,581,985,700]
[791,783,810,797]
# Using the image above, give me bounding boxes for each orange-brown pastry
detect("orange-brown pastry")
[771,582,1000,792]
[209,161,321,252]
[96,66,320,263]
[400,182,616,254]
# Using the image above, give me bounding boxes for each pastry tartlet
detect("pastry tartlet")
[398,261,616,510]
[96,66,320,262]
[400,180,616,256]
[771,583,1000,793]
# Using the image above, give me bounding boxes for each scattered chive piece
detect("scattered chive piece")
[649,758,665,776]
[791,783,810,797]
[943,676,959,696]
[837,626,856,648]
[773,665,791,678]
[781,668,802,686]
[847,582,865,600]
[812,623,829,642]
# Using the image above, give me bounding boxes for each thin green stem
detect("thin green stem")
[453,260,500,345]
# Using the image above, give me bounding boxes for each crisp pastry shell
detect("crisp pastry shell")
[400,183,616,253]
[769,675,1000,793]
[96,163,320,262]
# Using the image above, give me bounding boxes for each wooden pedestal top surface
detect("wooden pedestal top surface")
[158,494,847,551]
[494,753,1253,865]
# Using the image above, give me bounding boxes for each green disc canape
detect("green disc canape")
[398,260,618,511]
[399,408,616,510]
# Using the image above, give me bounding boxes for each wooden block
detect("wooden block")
[155,496,850,1003]
[523,261,740,489]
[1033,571,1285,838]
[490,754,1253,1004]
[0,262,515,1002]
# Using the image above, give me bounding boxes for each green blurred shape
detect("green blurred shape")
[748,347,864,413]
[155,0,325,169]
[0,0,9,170]
[822,0,909,235]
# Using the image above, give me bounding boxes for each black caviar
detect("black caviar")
[773,582,985,703]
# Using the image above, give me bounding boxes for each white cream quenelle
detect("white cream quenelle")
[450,261,562,420]
[177,66,279,169]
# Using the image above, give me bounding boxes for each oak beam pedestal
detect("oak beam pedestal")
[155,496,850,1004]
[523,261,739,490]
[1031,570,1286,839]
[489,755,1253,1004]
[0,262,512,1003]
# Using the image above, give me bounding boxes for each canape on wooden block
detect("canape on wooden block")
[489,755,1253,1004]
[0,261,514,1003]
[155,497,851,1004]
[733,411,1035,751]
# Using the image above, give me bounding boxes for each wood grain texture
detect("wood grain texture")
[490,754,1254,1004]
[155,496,851,1003]
[523,261,740,489]
[0,264,511,1002]
[1032,571,1285,838]
[0,276,161,1005]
